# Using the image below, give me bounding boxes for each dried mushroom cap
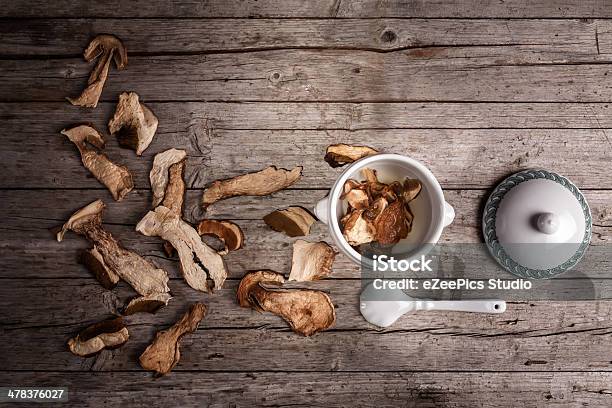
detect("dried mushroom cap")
[324,144,378,168]
[58,200,170,298]
[136,206,228,293]
[201,166,302,208]
[237,270,336,336]
[124,292,173,315]
[342,209,376,246]
[263,206,316,237]
[108,92,158,156]
[403,178,422,202]
[140,303,206,375]
[61,125,134,201]
[237,270,285,310]
[68,317,129,357]
[150,148,187,207]
[67,34,127,108]
[340,179,362,198]
[374,200,409,245]
[79,247,120,290]
[289,240,336,282]
[197,219,244,253]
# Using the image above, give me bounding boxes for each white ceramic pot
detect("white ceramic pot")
[314,153,455,266]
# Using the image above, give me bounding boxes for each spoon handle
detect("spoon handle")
[418,300,506,314]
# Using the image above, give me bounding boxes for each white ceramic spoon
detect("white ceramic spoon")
[359,282,506,328]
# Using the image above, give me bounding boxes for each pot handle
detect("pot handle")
[314,196,329,224]
[443,201,455,227]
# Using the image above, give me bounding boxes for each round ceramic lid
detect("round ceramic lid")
[483,169,592,279]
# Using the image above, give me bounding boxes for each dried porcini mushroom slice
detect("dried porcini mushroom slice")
[237,271,336,336]
[61,125,134,201]
[123,292,173,316]
[197,220,244,254]
[345,188,369,210]
[201,165,302,208]
[363,197,388,222]
[150,148,187,208]
[136,206,228,293]
[342,209,376,246]
[68,317,129,357]
[108,91,158,156]
[289,240,336,282]
[340,179,362,198]
[140,303,206,375]
[263,206,316,237]
[79,247,120,290]
[57,200,170,299]
[374,200,409,245]
[67,34,127,108]
[403,178,422,202]
[150,149,188,256]
[324,144,378,168]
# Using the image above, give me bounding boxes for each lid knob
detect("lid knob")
[536,212,560,235]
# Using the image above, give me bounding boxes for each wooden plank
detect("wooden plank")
[3,188,612,231]
[2,277,611,330]
[1,120,610,189]
[8,101,612,132]
[2,0,612,18]
[2,321,611,371]
[0,18,600,56]
[0,371,610,407]
[1,189,611,279]
[3,51,612,103]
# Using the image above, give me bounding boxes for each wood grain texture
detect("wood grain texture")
[5,51,612,103]
[8,101,612,132]
[2,321,611,371]
[1,189,611,280]
[0,18,604,56]
[0,371,609,407]
[2,277,611,330]
[2,0,612,18]
[2,111,612,189]
[3,1,612,405]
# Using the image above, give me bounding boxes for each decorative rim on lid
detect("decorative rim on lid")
[483,169,592,279]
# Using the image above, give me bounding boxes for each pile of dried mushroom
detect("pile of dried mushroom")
[56,34,359,376]
[341,168,422,250]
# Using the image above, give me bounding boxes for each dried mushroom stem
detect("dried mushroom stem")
[201,166,302,208]
[263,206,316,237]
[197,220,244,254]
[136,206,228,293]
[237,271,336,336]
[57,200,170,299]
[108,91,158,156]
[68,317,129,357]
[289,240,336,282]
[79,247,120,290]
[150,149,188,256]
[61,125,134,201]
[67,34,127,108]
[150,148,187,208]
[324,143,378,168]
[139,303,207,375]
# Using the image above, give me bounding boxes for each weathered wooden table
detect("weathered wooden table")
[1,1,612,406]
